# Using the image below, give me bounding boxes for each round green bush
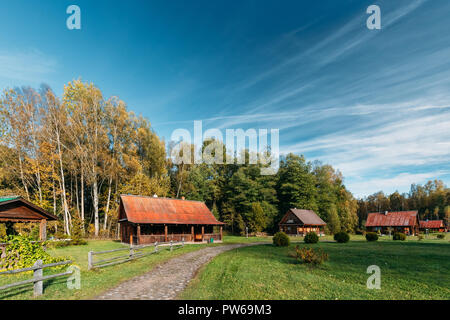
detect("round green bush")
[393,232,406,241]
[333,232,350,243]
[365,232,378,242]
[304,232,319,244]
[273,232,290,247]
[436,233,445,240]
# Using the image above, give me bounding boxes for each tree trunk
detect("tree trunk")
[93,174,99,237]
[81,167,85,224]
[56,130,70,235]
[104,175,112,230]
[18,152,30,200]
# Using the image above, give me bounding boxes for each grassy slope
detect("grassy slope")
[0,236,269,300]
[179,238,450,300]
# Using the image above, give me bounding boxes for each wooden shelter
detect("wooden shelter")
[365,211,419,235]
[0,196,57,241]
[279,208,326,236]
[118,194,225,245]
[419,220,446,233]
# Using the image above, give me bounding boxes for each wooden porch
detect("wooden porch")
[121,222,223,245]
[279,224,325,236]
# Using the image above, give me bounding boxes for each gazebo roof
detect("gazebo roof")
[0,196,57,221]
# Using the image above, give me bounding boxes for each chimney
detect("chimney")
[181,196,185,200]
[153,194,158,198]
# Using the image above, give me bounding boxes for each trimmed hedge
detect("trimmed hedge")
[365,232,378,242]
[333,232,350,243]
[304,232,319,244]
[273,232,290,247]
[393,232,406,241]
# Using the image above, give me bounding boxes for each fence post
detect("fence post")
[154,241,158,252]
[170,240,173,251]
[182,237,185,247]
[129,245,134,259]
[88,251,93,270]
[33,260,43,297]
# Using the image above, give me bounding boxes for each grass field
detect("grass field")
[0,240,210,300]
[179,238,450,300]
[0,235,269,300]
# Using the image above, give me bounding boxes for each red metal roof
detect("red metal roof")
[419,220,444,229]
[282,209,327,226]
[119,195,224,225]
[365,211,418,227]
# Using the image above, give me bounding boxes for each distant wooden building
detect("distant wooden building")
[118,195,225,245]
[0,196,57,241]
[365,211,419,235]
[419,220,446,233]
[279,209,326,236]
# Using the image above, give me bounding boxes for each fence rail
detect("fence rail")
[88,239,185,270]
[0,259,73,296]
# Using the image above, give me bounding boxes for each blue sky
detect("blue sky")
[0,0,449,197]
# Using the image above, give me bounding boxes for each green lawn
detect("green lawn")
[0,236,264,300]
[179,239,450,300]
[0,240,210,300]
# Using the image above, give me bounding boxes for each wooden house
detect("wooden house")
[365,211,419,235]
[419,220,446,233]
[118,194,225,245]
[278,208,326,236]
[0,196,57,241]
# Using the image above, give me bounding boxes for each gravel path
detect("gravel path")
[95,243,262,300]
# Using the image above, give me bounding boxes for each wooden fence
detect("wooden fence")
[0,259,73,297]
[88,240,185,270]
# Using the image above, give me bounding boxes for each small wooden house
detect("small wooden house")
[365,211,419,235]
[419,220,446,233]
[0,196,57,241]
[118,194,225,245]
[278,208,326,236]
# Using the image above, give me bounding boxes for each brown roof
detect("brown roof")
[365,211,418,227]
[119,194,224,225]
[419,220,444,229]
[281,209,326,226]
[0,196,57,221]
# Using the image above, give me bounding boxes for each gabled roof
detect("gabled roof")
[419,220,444,229]
[365,211,418,227]
[0,196,20,203]
[119,194,224,225]
[280,209,326,226]
[0,196,57,221]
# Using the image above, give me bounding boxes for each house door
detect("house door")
[194,226,203,242]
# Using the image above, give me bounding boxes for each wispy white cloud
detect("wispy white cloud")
[0,49,57,84]
[348,171,448,198]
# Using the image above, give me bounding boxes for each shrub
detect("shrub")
[437,234,445,240]
[0,235,67,271]
[273,232,290,247]
[393,232,406,241]
[417,234,424,241]
[365,232,378,242]
[292,245,328,265]
[333,232,350,243]
[304,232,319,244]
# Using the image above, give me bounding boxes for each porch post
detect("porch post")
[220,226,223,241]
[164,224,168,242]
[201,226,204,242]
[137,224,141,245]
[39,219,47,241]
[191,225,194,241]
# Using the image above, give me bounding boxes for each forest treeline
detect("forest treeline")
[0,80,449,237]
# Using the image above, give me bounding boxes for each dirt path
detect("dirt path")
[94,243,263,300]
